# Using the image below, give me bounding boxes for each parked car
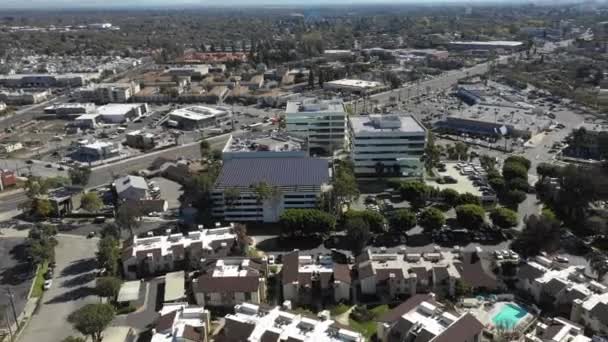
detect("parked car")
[43,279,53,290]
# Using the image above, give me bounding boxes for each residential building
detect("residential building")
[121,224,236,279]
[221,132,307,161]
[115,175,149,202]
[348,114,426,177]
[281,251,351,306]
[571,290,608,335]
[77,82,141,103]
[525,317,591,342]
[0,73,97,88]
[376,293,485,342]
[152,303,210,342]
[324,79,388,95]
[168,105,231,130]
[35,187,82,217]
[96,103,149,123]
[355,249,462,299]
[0,89,51,105]
[43,103,96,117]
[0,102,6,111]
[125,130,156,150]
[77,140,121,161]
[221,302,364,342]
[192,257,267,308]
[116,280,142,307]
[285,98,347,154]
[211,157,330,222]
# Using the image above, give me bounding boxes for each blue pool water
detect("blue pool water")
[492,304,528,329]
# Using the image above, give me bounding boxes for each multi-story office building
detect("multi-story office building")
[76,82,140,103]
[348,114,427,177]
[285,98,347,154]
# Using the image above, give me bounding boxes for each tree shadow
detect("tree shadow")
[61,258,97,277]
[61,272,96,288]
[0,263,35,286]
[405,233,433,247]
[45,286,97,304]
[256,236,322,252]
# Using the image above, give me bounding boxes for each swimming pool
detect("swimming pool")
[492,303,528,329]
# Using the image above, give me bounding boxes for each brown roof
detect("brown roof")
[298,273,312,287]
[377,268,404,282]
[194,275,260,293]
[410,267,430,282]
[136,247,162,260]
[433,266,450,283]
[155,311,177,332]
[378,294,435,323]
[431,313,484,342]
[224,317,255,341]
[590,302,608,325]
[517,263,545,281]
[282,251,299,283]
[457,252,497,290]
[540,323,565,340]
[170,244,185,258]
[182,324,206,342]
[122,246,134,259]
[260,330,280,342]
[543,278,568,297]
[333,263,351,284]
[357,262,375,280]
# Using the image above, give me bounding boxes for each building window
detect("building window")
[245,292,252,301]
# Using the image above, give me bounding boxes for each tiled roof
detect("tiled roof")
[431,313,484,342]
[282,251,299,283]
[543,278,568,297]
[260,330,280,342]
[194,275,260,293]
[155,311,177,332]
[333,263,351,284]
[215,158,329,188]
[378,294,435,323]
[517,263,546,281]
[182,324,206,342]
[590,302,608,325]
[457,252,497,290]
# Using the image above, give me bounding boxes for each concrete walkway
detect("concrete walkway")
[334,306,354,326]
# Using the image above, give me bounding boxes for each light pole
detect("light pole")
[5,288,18,329]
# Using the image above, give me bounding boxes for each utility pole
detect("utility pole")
[5,288,18,330]
[5,307,13,342]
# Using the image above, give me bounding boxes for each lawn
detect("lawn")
[30,262,48,298]
[348,305,389,339]
[329,303,351,316]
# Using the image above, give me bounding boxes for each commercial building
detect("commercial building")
[76,82,141,103]
[447,41,524,52]
[0,89,51,105]
[164,65,210,78]
[0,142,23,154]
[96,103,148,123]
[222,132,307,161]
[168,105,231,130]
[285,98,347,154]
[125,130,156,150]
[0,73,98,88]
[114,175,149,202]
[281,251,351,306]
[152,303,210,342]
[211,157,330,222]
[74,113,101,129]
[192,257,267,308]
[221,302,364,342]
[348,114,427,177]
[121,224,236,279]
[525,317,591,342]
[43,103,96,117]
[325,79,388,95]
[355,249,462,298]
[77,140,121,161]
[377,293,485,342]
[176,51,248,64]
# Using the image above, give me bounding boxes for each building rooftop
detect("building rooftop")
[214,158,329,189]
[164,271,186,302]
[115,175,148,194]
[282,251,351,287]
[285,98,345,114]
[96,103,144,115]
[169,105,229,121]
[326,79,384,89]
[152,303,208,342]
[526,317,591,342]
[223,132,306,154]
[349,114,426,134]
[117,280,141,303]
[44,102,95,110]
[193,257,266,294]
[449,41,524,47]
[82,140,114,149]
[223,303,364,342]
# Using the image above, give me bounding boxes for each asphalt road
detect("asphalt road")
[0,237,33,328]
[0,95,68,130]
[19,235,99,342]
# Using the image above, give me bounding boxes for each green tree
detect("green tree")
[345,217,371,256]
[388,209,416,233]
[115,203,142,237]
[418,208,445,232]
[279,209,336,236]
[199,140,211,159]
[502,162,528,181]
[95,277,122,301]
[424,133,441,171]
[455,204,486,229]
[502,189,527,207]
[69,166,91,186]
[399,181,430,209]
[457,192,481,206]
[97,237,120,276]
[479,155,497,171]
[440,188,460,208]
[34,199,53,218]
[81,192,103,212]
[67,304,115,342]
[536,162,560,180]
[490,207,518,229]
[512,213,561,258]
[308,69,315,88]
[504,156,531,170]
[223,187,241,208]
[250,182,281,221]
[62,337,86,342]
[343,210,385,233]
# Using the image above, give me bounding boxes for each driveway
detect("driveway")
[19,235,99,342]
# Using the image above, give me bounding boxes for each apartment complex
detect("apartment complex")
[285,98,347,154]
[348,114,427,177]
[192,257,267,308]
[152,303,210,342]
[77,82,141,103]
[572,290,608,335]
[221,302,364,342]
[377,293,485,342]
[0,89,51,105]
[281,251,351,306]
[525,317,591,342]
[121,225,236,279]
[355,249,462,298]
[0,73,98,88]
[211,157,330,222]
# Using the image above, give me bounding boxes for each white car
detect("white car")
[268,255,276,265]
[43,279,53,290]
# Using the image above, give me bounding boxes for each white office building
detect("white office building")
[285,98,346,154]
[348,114,426,177]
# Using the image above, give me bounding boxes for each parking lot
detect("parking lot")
[427,162,486,197]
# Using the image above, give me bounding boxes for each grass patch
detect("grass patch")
[329,303,351,316]
[30,262,48,298]
[348,305,389,339]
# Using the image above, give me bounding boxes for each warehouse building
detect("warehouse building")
[44,103,96,117]
[168,105,231,130]
[96,103,149,123]
[447,41,524,52]
[324,79,388,95]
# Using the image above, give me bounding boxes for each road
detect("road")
[0,95,68,130]
[18,235,99,342]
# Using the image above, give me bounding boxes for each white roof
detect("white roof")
[115,175,148,194]
[169,105,228,121]
[326,79,383,89]
[75,113,101,120]
[285,98,345,114]
[83,141,114,149]
[349,115,426,134]
[97,103,143,116]
[450,41,523,47]
[152,304,207,342]
[117,280,141,303]
[164,271,185,302]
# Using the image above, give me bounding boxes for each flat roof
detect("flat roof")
[326,79,384,89]
[349,115,426,134]
[449,41,523,47]
[117,280,141,303]
[169,105,228,121]
[164,271,186,302]
[74,113,100,120]
[224,133,305,153]
[285,98,345,114]
[97,103,143,115]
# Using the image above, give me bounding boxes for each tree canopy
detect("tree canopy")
[81,192,103,212]
[455,204,486,229]
[68,304,115,342]
[345,217,371,256]
[490,207,518,229]
[343,210,386,233]
[388,209,417,233]
[95,277,122,300]
[279,209,336,236]
[418,208,445,231]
